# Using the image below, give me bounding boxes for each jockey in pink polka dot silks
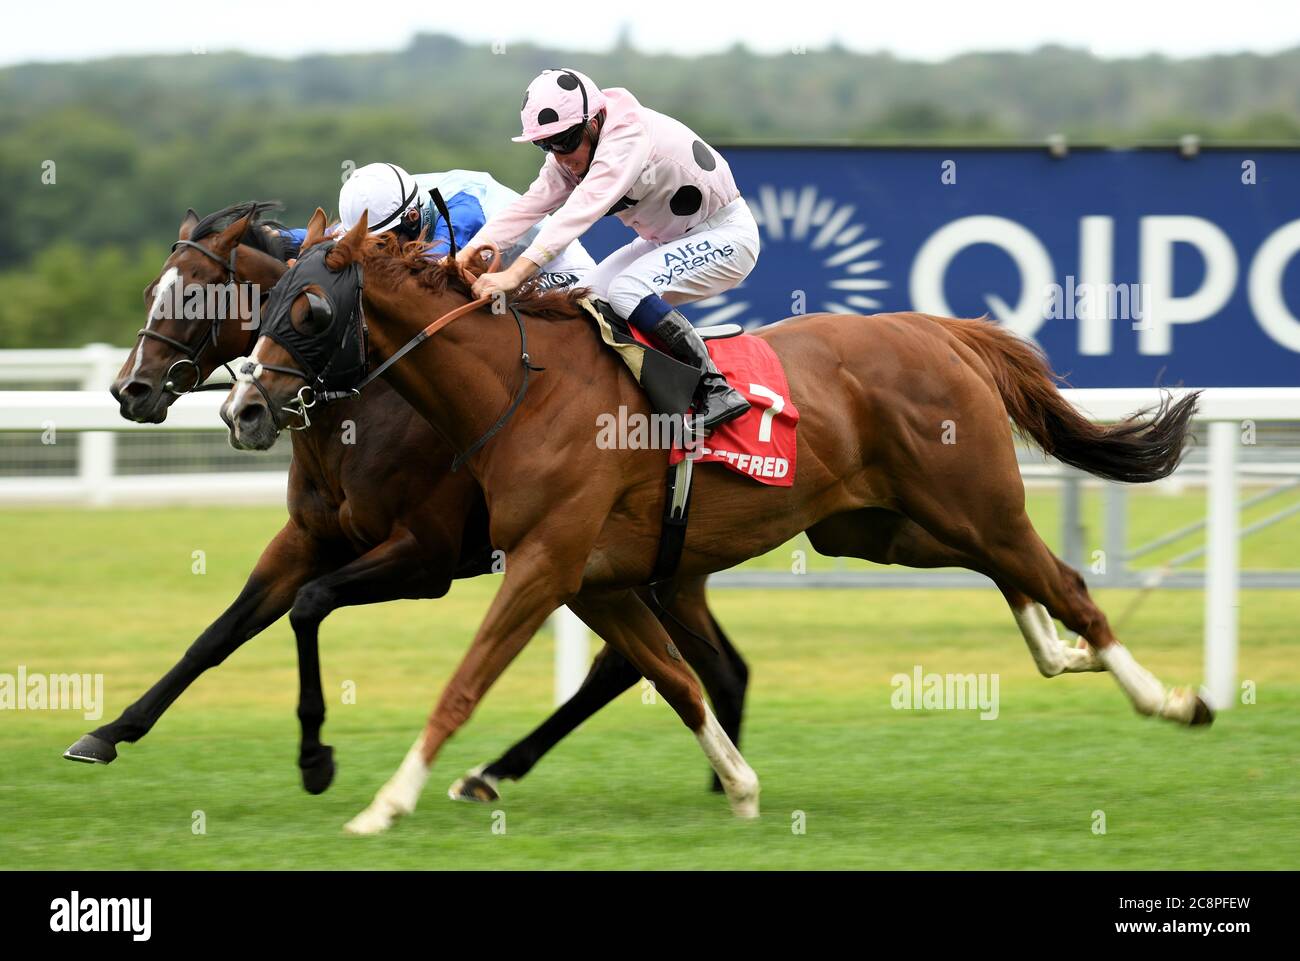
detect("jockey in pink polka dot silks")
[460,67,758,431]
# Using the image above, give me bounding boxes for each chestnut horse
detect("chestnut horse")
[223,211,1210,836]
[65,202,751,801]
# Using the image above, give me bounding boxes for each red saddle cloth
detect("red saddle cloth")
[629,327,800,486]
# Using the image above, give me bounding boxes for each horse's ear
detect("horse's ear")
[301,207,329,251]
[211,211,253,255]
[179,209,200,240]
[336,210,369,257]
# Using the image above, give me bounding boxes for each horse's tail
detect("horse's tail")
[937,315,1199,484]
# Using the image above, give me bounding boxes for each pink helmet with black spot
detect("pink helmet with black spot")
[513,68,606,143]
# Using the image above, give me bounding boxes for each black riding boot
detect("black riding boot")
[650,309,751,431]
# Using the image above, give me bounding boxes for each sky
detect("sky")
[3,0,1299,66]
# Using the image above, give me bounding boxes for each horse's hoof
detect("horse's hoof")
[725,771,761,818]
[63,734,117,765]
[1190,690,1216,727]
[730,793,761,819]
[448,767,500,803]
[343,808,393,836]
[300,745,336,795]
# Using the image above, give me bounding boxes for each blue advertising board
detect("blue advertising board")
[580,146,1300,388]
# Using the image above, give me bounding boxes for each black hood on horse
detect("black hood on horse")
[255,239,369,398]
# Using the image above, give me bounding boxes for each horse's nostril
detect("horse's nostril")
[238,403,266,426]
[119,381,152,402]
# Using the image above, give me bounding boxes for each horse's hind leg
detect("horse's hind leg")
[449,643,642,802]
[1024,543,1208,722]
[898,493,1212,726]
[807,509,1103,677]
[998,583,1104,677]
[978,528,1208,722]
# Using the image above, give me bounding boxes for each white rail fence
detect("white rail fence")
[0,345,282,506]
[2,345,1298,708]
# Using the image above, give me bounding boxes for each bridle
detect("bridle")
[235,239,371,431]
[136,238,263,395]
[244,232,543,468]
[236,290,364,431]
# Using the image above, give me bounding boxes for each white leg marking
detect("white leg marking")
[1097,643,1199,723]
[343,736,431,835]
[695,703,759,818]
[1014,603,1104,677]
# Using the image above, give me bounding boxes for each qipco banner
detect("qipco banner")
[581,146,1300,388]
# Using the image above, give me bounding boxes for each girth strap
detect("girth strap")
[649,452,695,584]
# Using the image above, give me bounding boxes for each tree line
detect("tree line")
[2,35,1298,347]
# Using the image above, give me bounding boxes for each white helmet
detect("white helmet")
[338,162,421,235]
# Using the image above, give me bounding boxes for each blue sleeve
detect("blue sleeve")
[427,193,487,257]
[278,228,308,260]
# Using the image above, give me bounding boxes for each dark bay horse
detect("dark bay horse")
[66,202,751,802]
[224,212,1211,835]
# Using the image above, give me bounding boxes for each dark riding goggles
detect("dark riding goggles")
[536,122,586,155]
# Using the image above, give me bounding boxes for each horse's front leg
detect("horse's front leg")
[450,576,750,801]
[568,587,760,818]
[288,528,447,794]
[344,530,588,835]
[656,576,751,793]
[64,523,320,764]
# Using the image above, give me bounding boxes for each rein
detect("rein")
[450,304,543,472]
[344,244,547,471]
[243,240,544,467]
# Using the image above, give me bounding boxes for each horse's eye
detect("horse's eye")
[296,291,334,335]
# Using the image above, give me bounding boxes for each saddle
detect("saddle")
[577,298,743,592]
[579,298,741,419]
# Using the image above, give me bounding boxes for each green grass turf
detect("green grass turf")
[0,498,1297,869]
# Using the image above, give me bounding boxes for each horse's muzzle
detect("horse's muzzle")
[223,394,278,451]
[111,377,167,424]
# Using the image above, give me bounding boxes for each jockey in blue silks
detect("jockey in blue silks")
[274,163,594,290]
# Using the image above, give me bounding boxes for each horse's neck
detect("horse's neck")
[291,401,348,479]
[361,286,523,460]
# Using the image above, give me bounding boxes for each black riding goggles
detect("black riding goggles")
[536,122,587,155]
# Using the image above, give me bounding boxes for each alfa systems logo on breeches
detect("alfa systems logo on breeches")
[652,239,737,287]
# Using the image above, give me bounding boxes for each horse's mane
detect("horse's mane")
[352,233,591,322]
[190,200,291,262]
